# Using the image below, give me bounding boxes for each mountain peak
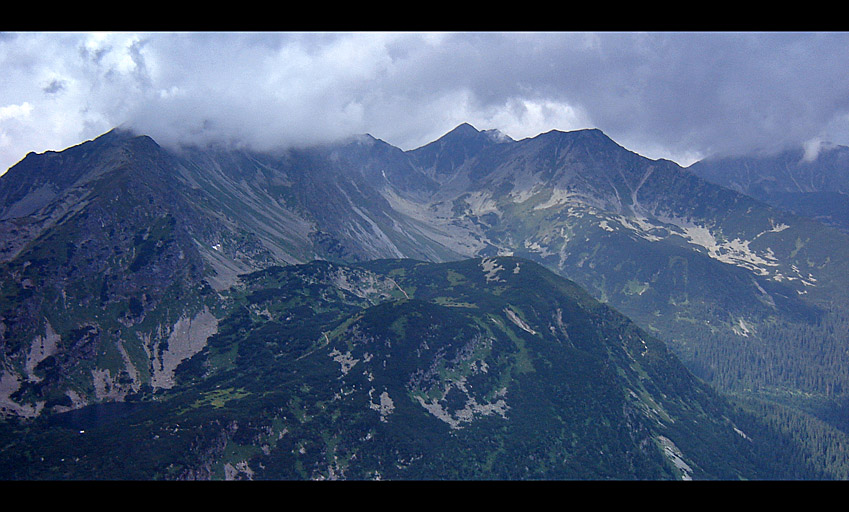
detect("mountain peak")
[527,127,631,157]
[447,122,480,137]
[409,123,505,177]
[437,123,517,146]
[539,127,607,140]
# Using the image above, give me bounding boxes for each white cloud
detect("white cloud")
[3,32,849,174]
[801,137,836,163]
[479,98,592,142]
[0,102,33,122]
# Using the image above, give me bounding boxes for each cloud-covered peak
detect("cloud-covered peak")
[3,32,849,173]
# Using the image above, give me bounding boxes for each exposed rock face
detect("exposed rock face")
[2,123,849,419]
[25,321,60,379]
[0,368,42,417]
[149,307,218,390]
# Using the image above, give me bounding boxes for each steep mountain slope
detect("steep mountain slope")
[0,258,824,480]
[4,124,849,420]
[0,130,461,417]
[4,123,849,479]
[389,125,849,401]
[0,132,219,416]
[689,144,849,233]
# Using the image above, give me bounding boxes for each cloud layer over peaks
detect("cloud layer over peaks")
[3,32,849,174]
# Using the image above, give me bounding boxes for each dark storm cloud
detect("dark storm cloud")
[385,32,849,162]
[41,78,66,95]
[3,31,849,173]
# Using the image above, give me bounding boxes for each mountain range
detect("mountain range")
[689,143,849,233]
[2,123,849,479]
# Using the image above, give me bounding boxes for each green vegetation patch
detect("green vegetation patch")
[182,387,251,412]
[432,296,478,308]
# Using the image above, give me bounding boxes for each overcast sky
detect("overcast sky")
[2,31,849,174]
